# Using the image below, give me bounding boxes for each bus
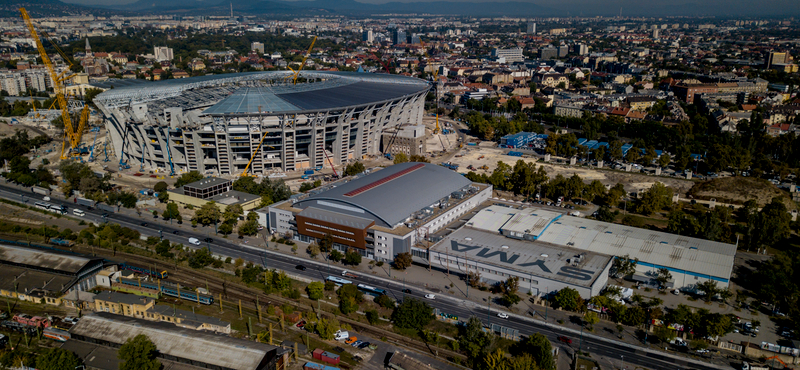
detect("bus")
[48,204,66,214]
[357,283,387,297]
[326,276,352,287]
[34,202,49,211]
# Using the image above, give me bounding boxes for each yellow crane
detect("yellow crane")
[20,7,89,159]
[240,132,274,177]
[287,36,317,85]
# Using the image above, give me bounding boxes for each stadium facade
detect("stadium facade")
[93,71,430,175]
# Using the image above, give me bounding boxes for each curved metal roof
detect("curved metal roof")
[293,162,473,228]
[94,71,430,113]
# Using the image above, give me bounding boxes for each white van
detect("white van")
[73,209,85,216]
[188,237,201,245]
[43,196,50,201]
[334,330,349,341]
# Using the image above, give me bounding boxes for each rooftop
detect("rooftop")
[0,244,100,275]
[70,313,282,370]
[292,162,473,228]
[183,177,231,190]
[430,227,613,288]
[209,190,260,205]
[94,291,154,306]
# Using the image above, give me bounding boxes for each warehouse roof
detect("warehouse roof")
[95,71,429,113]
[293,163,473,228]
[0,244,100,275]
[430,227,613,288]
[70,313,282,370]
[536,216,735,282]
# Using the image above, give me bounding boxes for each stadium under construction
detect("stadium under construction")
[93,71,430,175]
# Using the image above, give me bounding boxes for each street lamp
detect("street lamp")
[620,355,624,370]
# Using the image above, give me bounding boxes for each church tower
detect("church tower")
[85,38,92,57]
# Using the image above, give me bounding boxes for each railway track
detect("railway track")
[25,241,468,363]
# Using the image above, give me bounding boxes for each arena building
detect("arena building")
[93,71,430,176]
[428,204,735,299]
[260,162,492,261]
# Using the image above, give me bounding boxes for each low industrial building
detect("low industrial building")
[168,177,261,212]
[260,162,492,261]
[429,205,736,298]
[381,125,427,157]
[0,244,104,305]
[429,206,613,298]
[68,313,289,370]
[93,291,231,334]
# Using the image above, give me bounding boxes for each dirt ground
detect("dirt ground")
[446,143,695,196]
[688,176,795,209]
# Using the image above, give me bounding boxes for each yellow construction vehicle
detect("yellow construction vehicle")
[287,36,317,85]
[20,7,89,159]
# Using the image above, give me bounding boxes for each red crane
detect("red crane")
[371,53,392,74]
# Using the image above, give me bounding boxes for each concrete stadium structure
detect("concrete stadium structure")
[94,71,430,175]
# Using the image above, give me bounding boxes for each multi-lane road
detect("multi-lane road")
[0,182,733,370]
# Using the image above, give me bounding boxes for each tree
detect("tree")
[336,283,364,304]
[393,153,409,164]
[315,316,340,340]
[366,309,380,325]
[344,249,362,265]
[611,255,638,278]
[153,181,168,193]
[458,316,491,367]
[625,146,640,163]
[193,201,221,226]
[482,349,508,370]
[223,204,244,224]
[658,153,671,168]
[318,233,334,252]
[696,280,720,302]
[513,332,555,370]
[584,311,599,329]
[393,252,412,270]
[344,162,366,176]
[188,247,215,268]
[237,220,258,236]
[329,249,343,262]
[376,294,395,309]
[35,348,82,370]
[218,222,233,235]
[553,287,583,311]
[636,182,672,215]
[754,198,791,249]
[306,243,320,258]
[157,191,169,203]
[391,298,433,330]
[174,171,203,188]
[655,268,672,289]
[162,203,180,220]
[118,334,161,370]
[654,326,676,344]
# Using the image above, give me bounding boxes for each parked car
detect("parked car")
[295,320,306,328]
[358,342,370,349]
[345,336,357,345]
[351,340,363,347]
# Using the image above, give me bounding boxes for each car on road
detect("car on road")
[424,294,435,300]
[203,237,213,243]
[172,230,179,235]
[402,289,412,294]
[557,336,572,344]
[140,222,148,226]
[295,265,306,271]
[497,312,509,319]
[238,235,244,239]
[696,349,710,354]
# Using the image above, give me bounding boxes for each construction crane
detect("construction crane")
[241,132,275,177]
[87,127,100,162]
[371,53,392,74]
[287,36,317,85]
[20,8,89,159]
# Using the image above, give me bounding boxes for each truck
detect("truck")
[96,203,117,213]
[742,362,769,370]
[49,238,74,247]
[76,197,96,208]
[32,186,50,195]
[304,170,315,175]
[341,270,358,279]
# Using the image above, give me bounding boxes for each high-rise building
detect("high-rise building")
[527,22,536,34]
[765,51,788,68]
[492,47,525,63]
[154,46,174,62]
[251,42,265,54]
[363,29,374,43]
[558,45,569,58]
[393,29,407,45]
[652,29,659,39]
[410,34,421,44]
[539,46,558,60]
[573,44,589,55]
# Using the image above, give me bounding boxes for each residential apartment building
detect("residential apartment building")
[491,48,524,63]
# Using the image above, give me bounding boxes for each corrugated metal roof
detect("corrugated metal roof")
[202,87,300,115]
[0,244,94,274]
[70,313,279,369]
[295,163,472,228]
[465,205,516,232]
[536,216,735,280]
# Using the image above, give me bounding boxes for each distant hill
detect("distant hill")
[0,0,132,17]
